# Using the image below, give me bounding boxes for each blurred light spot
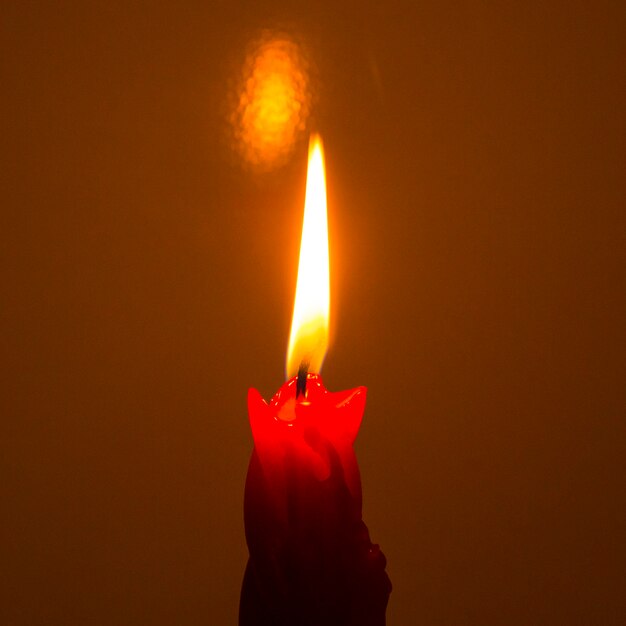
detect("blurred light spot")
[231,32,312,170]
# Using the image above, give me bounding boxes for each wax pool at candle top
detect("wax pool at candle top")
[247,374,365,489]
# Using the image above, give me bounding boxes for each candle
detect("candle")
[240,135,391,626]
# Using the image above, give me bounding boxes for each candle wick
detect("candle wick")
[296,360,310,399]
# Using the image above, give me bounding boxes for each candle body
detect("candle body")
[240,374,391,626]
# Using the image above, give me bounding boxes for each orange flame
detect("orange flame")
[286,134,330,379]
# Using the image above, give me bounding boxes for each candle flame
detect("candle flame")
[286,134,330,379]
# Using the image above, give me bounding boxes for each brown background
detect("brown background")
[1,1,625,624]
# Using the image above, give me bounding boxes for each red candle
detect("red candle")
[240,135,391,626]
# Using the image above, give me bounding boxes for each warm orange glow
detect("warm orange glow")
[286,134,330,379]
[232,33,311,170]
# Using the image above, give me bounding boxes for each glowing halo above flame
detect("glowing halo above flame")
[231,32,312,170]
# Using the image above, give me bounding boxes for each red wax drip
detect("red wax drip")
[240,374,391,626]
